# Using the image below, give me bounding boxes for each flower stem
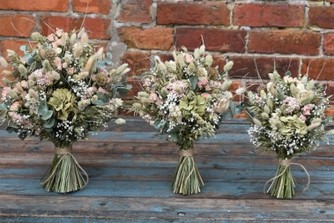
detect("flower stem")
[266,163,296,199]
[172,154,204,195]
[41,152,88,193]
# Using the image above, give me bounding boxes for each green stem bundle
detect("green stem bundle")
[41,147,88,193]
[172,149,204,195]
[266,159,296,199]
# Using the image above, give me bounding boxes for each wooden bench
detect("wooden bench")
[0,118,334,222]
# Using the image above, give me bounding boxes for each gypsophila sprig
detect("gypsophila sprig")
[131,45,234,195]
[246,70,331,199]
[0,28,130,148]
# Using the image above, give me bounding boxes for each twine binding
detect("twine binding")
[179,149,193,157]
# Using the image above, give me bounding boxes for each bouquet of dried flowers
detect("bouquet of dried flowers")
[0,28,130,193]
[246,71,331,199]
[132,45,234,195]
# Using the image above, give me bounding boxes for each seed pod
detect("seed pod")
[266,99,273,110]
[261,112,269,119]
[253,118,262,126]
[264,105,271,114]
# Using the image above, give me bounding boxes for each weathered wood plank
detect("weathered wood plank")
[1,152,334,171]
[0,177,333,200]
[0,195,334,222]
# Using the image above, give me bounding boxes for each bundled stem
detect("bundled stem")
[172,149,204,195]
[265,159,310,199]
[41,147,88,193]
[265,159,296,199]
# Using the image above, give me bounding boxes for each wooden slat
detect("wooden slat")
[1,195,334,222]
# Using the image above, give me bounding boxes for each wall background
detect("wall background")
[1,0,334,107]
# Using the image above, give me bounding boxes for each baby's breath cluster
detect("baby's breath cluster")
[0,28,130,147]
[247,71,331,159]
[132,45,234,149]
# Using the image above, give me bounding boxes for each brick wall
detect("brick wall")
[1,0,334,106]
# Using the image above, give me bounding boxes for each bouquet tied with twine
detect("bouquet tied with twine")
[0,28,130,193]
[132,45,236,195]
[246,71,331,199]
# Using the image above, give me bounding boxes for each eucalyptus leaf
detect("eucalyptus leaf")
[42,110,54,121]
[38,100,49,115]
[189,76,198,90]
[92,99,105,106]
[38,100,54,120]
[96,92,109,103]
[43,118,55,128]
[23,54,33,65]
[19,45,28,53]
[153,119,166,130]
[6,126,17,133]
[0,103,7,110]
[117,86,129,96]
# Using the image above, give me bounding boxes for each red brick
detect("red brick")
[175,28,246,53]
[324,33,334,55]
[118,27,173,50]
[248,30,320,55]
[0,39,32,57]
[40,16,111,40]
[301,58,334,80]
[117,0,152,23]
[0,15,35,37]
[325,107,334,116]
[325,83,334,105]
[213,56,299,80]
[157,2,229,25]
[73,0,111,15]
[234,4,304,27]
[156,53,173,63]
[309,6,334,29]
[121,51,150,76]
[0,0,68,12]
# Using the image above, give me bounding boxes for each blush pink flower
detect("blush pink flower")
[10,101,21,111]
[149,92,158,102]
[201,93,211,99]
[67,67,75,75]
[302,104,315,116]
[184,53,193,63]
[198,79,208,88]
[1,87,11,99]
[299,114,307,122]
[54,57,62,70]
